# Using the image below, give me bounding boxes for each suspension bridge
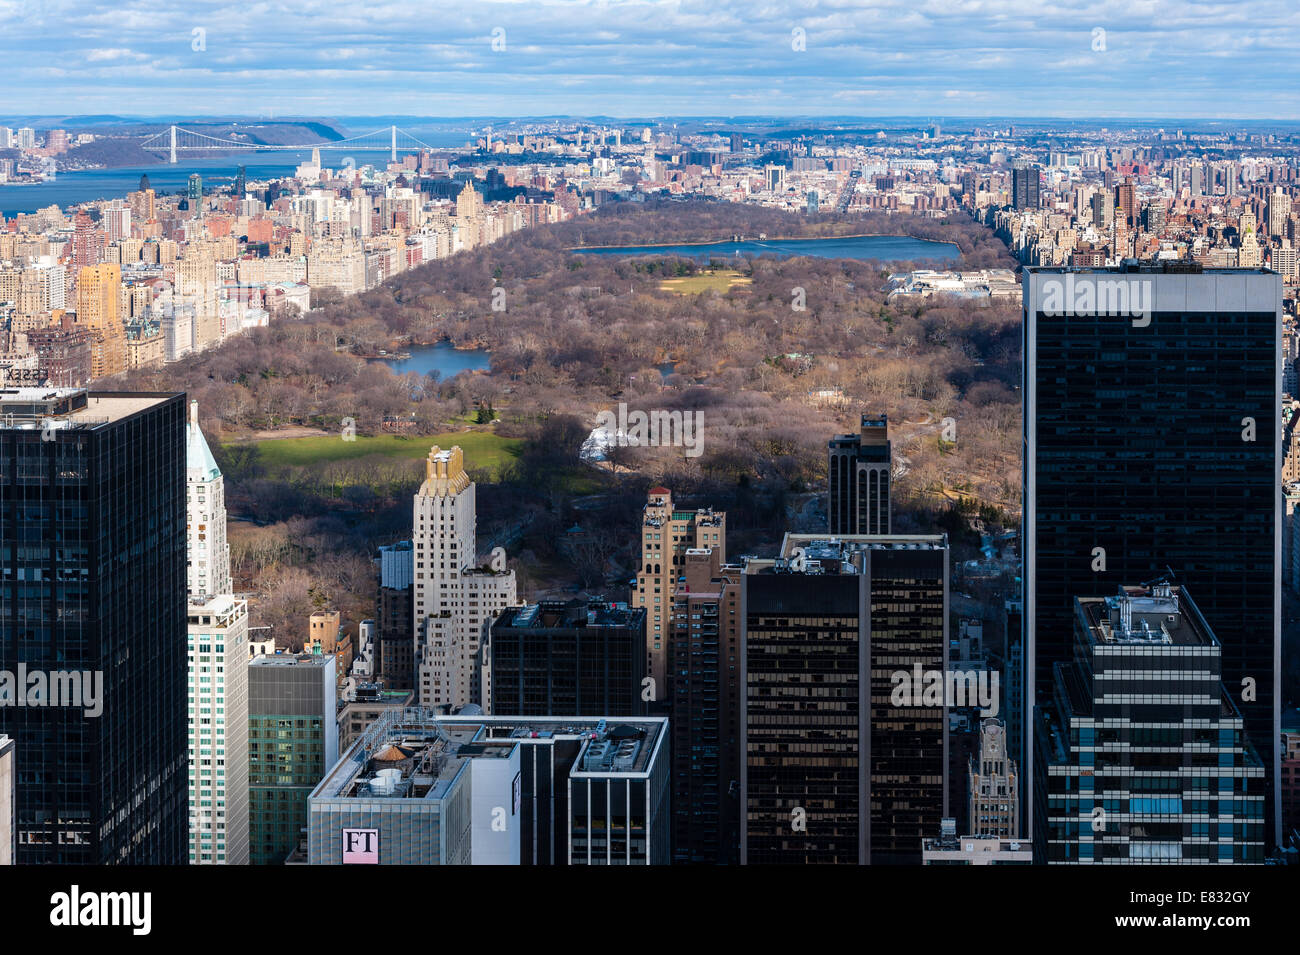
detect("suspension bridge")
[138,125,443,163]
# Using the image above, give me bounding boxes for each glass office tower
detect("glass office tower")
[1024,265,1280,847]
[741,535,948,864]
[1037,582,1265,863]
[0,389,188,863]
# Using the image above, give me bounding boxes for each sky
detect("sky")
[2,0,1299,121]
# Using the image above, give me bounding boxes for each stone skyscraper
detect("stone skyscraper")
[631,487,725,700]
[413,446,516,709]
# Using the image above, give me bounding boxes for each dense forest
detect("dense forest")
[109,201,1024,644]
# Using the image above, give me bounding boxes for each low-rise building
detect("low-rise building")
[307,711,670,865]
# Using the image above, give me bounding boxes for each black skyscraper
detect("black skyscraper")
[741,535,948,864]
[1023,264,1280,847]
[488,599,647,716]
[828,413,892,535]
[0,389,188,863]
[1012,162,1041,211]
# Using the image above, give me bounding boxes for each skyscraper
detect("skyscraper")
[0,388,188,864]
[188,173,203,217]
[969,719,1018,838]
[1024,264,1280,847]
[741,535,948,864]
[76,263,125,378]
[631,488,725,701]
[0,735,12,866]
[1268,189,1291,238]
[185,400,248,864]
[1037,582,1265,863]
[412,446,516,709]
[670,546,742,865]
[376,540,414,690]
[247,654,337,865]
[1115,179,1136,229]
[187,401,230,601]
[828,413,892,535]
[1012,161,1041,211]
[486,598,646,716]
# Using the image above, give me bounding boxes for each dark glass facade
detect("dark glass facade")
[828,414,891,536]
[0,390,188,864]
[740,538,947,864]
[247,656,335,865]
[1012,163,1041,211]
[1024,267,1280,846]
[670,550,741,865]
[376,585,413,691]
[488,599,646,716]
[868,547,948,863]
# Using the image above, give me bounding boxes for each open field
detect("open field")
[658,269,752,295]
[231,430,524,475]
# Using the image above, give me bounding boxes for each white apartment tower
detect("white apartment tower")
[187,399,231,600]
[186,400,249,864]
[413,445,516,709]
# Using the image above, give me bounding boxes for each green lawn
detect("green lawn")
[235,431,524,475]
[658,269,752,295]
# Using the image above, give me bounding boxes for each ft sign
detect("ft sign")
[343,828,379,864]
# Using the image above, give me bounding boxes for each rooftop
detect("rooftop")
[439,713,667,777]
[312,711,668,802]
[746,533,947,575]
[313,718,493,803]
[0,388,179,429]
[500,598,643,630]
[249,653,334,668]
[1076,582,1213,648]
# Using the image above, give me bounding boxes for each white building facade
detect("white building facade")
[186,400,249,864]
[412,446,516,709]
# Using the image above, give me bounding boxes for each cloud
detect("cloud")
[84,48,149,62]
[1,0,1297,118]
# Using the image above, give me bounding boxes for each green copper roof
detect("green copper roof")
[187,400,221,481]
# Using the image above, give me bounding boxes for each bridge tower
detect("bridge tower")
[391,125,397,163]
[170,125,177,164]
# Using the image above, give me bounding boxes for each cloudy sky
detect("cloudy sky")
[1,0,1296,120]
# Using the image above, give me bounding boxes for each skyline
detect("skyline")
[4,0,1300,120]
